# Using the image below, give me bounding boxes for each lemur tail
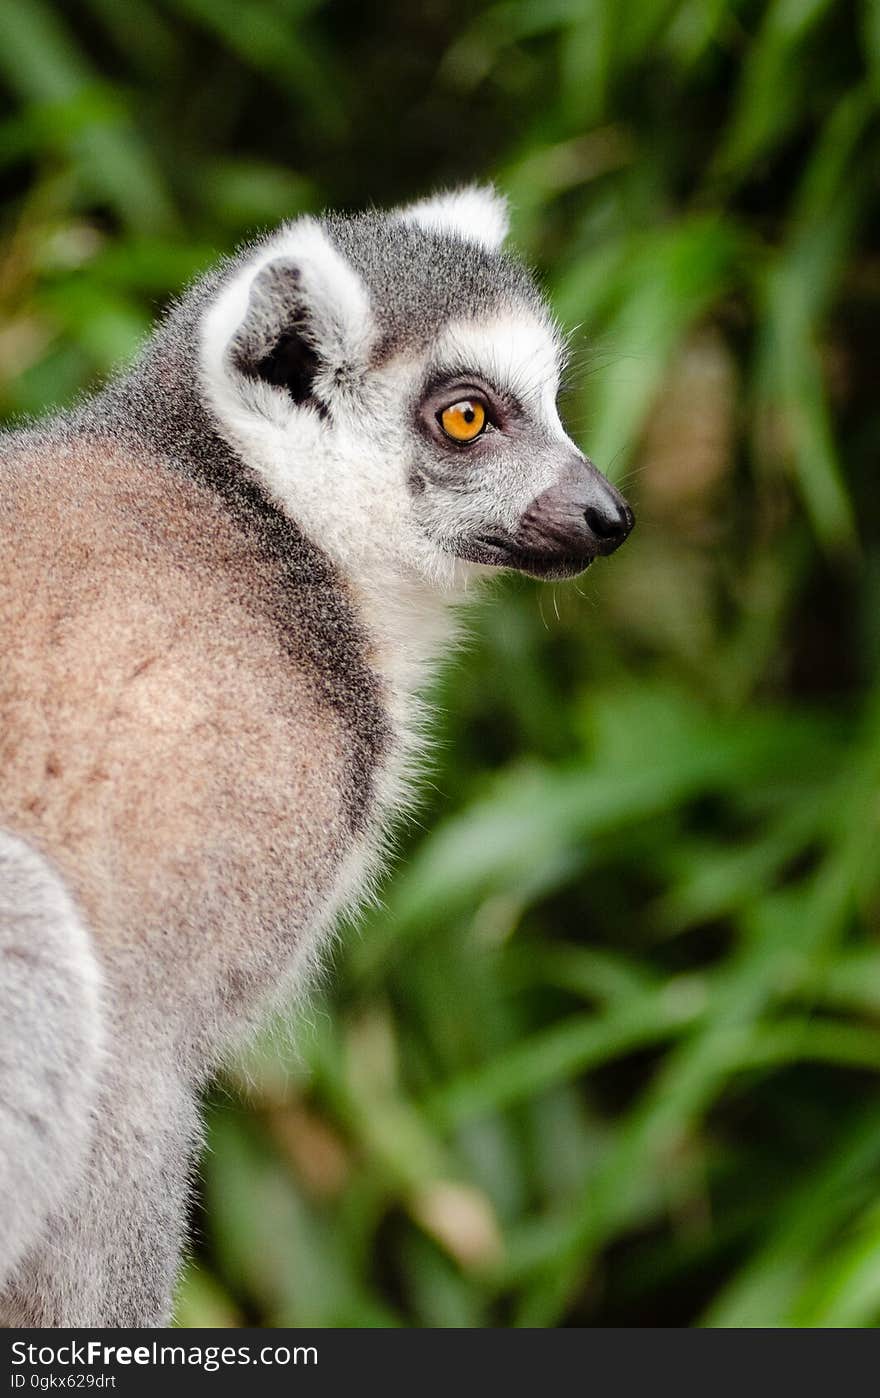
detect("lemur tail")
[0,831,104,1296]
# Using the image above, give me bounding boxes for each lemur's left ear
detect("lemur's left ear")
[397,185,510,253]
[201,219,372,415]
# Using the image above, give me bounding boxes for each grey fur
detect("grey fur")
[0,190,631,1326]
[323,214,547,359]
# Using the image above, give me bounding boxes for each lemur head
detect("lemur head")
[199,186,633,589]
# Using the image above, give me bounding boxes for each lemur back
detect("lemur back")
[0,187,633,1325]
[0,432,381,1324]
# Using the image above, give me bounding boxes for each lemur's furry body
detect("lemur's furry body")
[0,189,632,1325]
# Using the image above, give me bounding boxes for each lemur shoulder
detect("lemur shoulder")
[0,187,632,1326]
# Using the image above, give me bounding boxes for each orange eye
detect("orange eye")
[439,398,487,442]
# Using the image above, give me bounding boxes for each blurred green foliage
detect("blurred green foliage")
[2,0,880,1328]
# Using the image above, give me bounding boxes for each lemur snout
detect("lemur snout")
[511,458,634,575]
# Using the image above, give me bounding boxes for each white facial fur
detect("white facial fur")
[198,192,568,593]
[421,313,575,545]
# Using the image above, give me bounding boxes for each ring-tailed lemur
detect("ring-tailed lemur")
[0,186,632,1326]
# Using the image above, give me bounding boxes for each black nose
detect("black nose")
[584,496,634,555]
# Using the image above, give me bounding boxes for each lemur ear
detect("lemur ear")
[397,185,510,253]
[202,219,372,413]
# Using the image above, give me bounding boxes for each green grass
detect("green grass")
[1,0,879,1327]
